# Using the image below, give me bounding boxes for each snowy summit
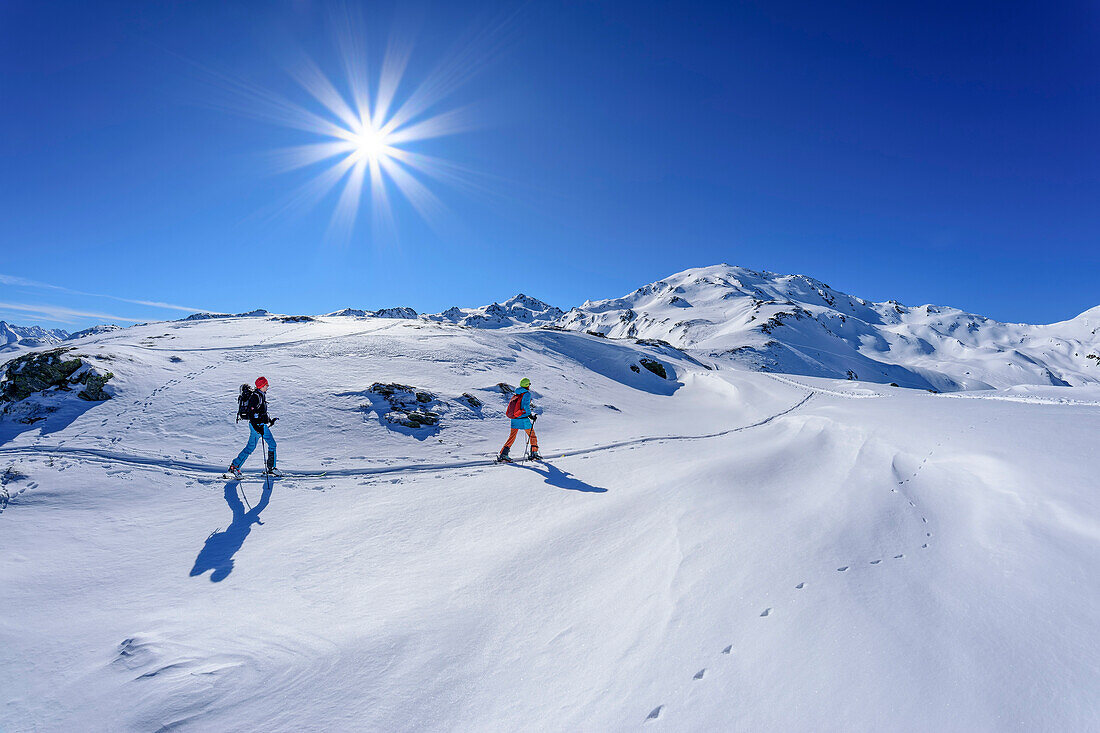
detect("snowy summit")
[560,264,1100,391]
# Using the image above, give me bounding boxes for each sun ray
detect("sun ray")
[283,52,360,132]
[263,140,357,175]
[380,156,448,229]
[327,155,370,243]
[384,104,481,146]
[222,4,523,244]
[374,28,416,130]
[368,157,398,246]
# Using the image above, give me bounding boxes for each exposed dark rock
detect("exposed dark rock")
[373,307,418,319]
[367,383,441,429]
[635,338,673,348]
[0,349,114,417]
[458,393,483,409]
[760,310,805,335]
[638,358,667,379]
[1,349,84,402]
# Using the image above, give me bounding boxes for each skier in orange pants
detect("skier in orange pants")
[498,377,540,462]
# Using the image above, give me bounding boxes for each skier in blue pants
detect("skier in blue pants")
[228,376,280,478]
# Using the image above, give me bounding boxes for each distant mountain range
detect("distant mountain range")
[5,264,1098,390]
[422,294,564,329]
[0,322,123,352]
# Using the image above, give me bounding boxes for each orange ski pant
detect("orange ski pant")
[503,428,538,452]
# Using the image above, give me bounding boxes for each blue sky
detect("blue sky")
[2,0,1098,330]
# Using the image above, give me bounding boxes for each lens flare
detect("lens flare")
[212,7,516,246]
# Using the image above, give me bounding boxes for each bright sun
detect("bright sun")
[352,124,391,162]
[246,5,507,244]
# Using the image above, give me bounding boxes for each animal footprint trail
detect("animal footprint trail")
[665,436,946,723]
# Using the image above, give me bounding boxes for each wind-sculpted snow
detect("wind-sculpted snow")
[1,312,1098,731]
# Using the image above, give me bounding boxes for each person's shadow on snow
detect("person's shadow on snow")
[190,480,273,582]
[515,461,607,493]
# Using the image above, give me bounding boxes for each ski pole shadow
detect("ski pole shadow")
[190,479,273,582]
[515,461,608,493]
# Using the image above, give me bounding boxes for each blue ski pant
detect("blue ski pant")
[234,423,276,468]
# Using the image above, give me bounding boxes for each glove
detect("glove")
[269,417,278,425]
[531,414,538,423]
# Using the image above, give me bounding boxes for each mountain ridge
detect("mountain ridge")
[5,264,1097,391]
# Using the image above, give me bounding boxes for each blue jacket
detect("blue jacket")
[510,387,535,429]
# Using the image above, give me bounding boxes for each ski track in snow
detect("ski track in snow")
[765,373,884,399]
[0,394,814,485]
[640,391,985,726]
[936,392,1100,407]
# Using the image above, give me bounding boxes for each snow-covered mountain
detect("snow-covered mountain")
[327,306,418,319]
[1,314,1097,731]
[182,309,271,321]
[424,293,564,328]
[7,265,1099,392]
[0,321,70,351]
[560,264,1100,391]
[68,324,123,340]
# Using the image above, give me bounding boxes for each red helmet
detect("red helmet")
[255,376,269,390]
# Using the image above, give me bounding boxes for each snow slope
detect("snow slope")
[559,264,1100,391]
[1,315,1098,731]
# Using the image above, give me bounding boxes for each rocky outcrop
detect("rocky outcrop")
[0,348,113,423]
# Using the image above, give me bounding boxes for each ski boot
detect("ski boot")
[263,451,282,478]
[528,450,542,462]
[496,447,513,463]
[227,464,243,480]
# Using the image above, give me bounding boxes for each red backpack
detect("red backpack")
[506,393,526,419]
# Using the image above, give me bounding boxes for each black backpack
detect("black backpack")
[236,384,254,422]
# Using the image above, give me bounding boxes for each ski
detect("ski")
[221,471,327,480]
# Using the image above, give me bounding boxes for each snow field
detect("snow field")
[1,316,1098,731]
